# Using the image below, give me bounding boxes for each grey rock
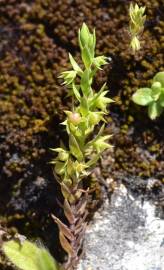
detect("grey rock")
[78,184,164,270]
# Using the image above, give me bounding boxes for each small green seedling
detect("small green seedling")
[129,3,146,52]
[3,240,60,270]
[132,71,164,119]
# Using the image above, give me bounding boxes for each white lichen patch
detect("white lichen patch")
[78,184,164,270]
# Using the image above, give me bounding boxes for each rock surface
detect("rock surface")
[78,184,164,270]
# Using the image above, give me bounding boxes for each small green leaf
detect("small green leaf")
[148,101,163,119]
[89,83,107,107]
[82,46,92,68]
[79,23,90,48]
[3,240,59,270]
[60,70,77,85]
[81,69,92,96]
[36,248,59,270]
[153,71,164,87]
[151,81,161,90]
[151,83,161,101]
[55,161,66,175]
[69,54,82,75]
[79,23,95,60]
[72,83,81,101]
[93,135,112,153]
[93,29,96,54]
[80,96,89,116]
[86,153,100,167]
[69,134,83,161]
[58,151,69,162]
[88,34,95,58]
[3,240,39,270]
[88,111,104,126]
[159,92,164,107]
[50,147,63,152]
[74,160,88,178]
[85,124,105,149]
[132,88,153,105]
[95,92,114,112]
[93,56,108,69]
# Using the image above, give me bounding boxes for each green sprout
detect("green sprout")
[129,3,146,52]
[51,23,113,269]
[132,71,164,119]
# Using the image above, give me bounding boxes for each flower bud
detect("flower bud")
[68,112,81,125]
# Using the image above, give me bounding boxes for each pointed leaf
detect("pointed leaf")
[59,232,74,257]
[69,53,82,74]
[93,56,108,69]
[64,199,75,225]
[81,69,89,95]
[80,23,90,48]
[61,182,71,200]
[92,28,96,54]
[55,161,66,175]
[51,215,74,241]
[60,70,77,85]
[72,83,81,101]
[77,200,87,216]
[85,124,105,148]
[69,134,83,161]
[86,153,100,167]
[81,69,92,96]
[50,148,64,153]
[89,83,107,107]
[82,46,92,68]
[92,135,112,153]
[80,96,89,116]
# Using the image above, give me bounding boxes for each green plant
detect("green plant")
[132,71,164,119]
[3,240,60,270]
[51,23,113,269]
[129,3,146,52]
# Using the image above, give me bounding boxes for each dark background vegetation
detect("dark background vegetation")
[0,0,163,268]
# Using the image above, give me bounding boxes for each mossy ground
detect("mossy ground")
[0,0,163,268]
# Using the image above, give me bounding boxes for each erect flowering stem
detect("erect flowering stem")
[51,23,113,270]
